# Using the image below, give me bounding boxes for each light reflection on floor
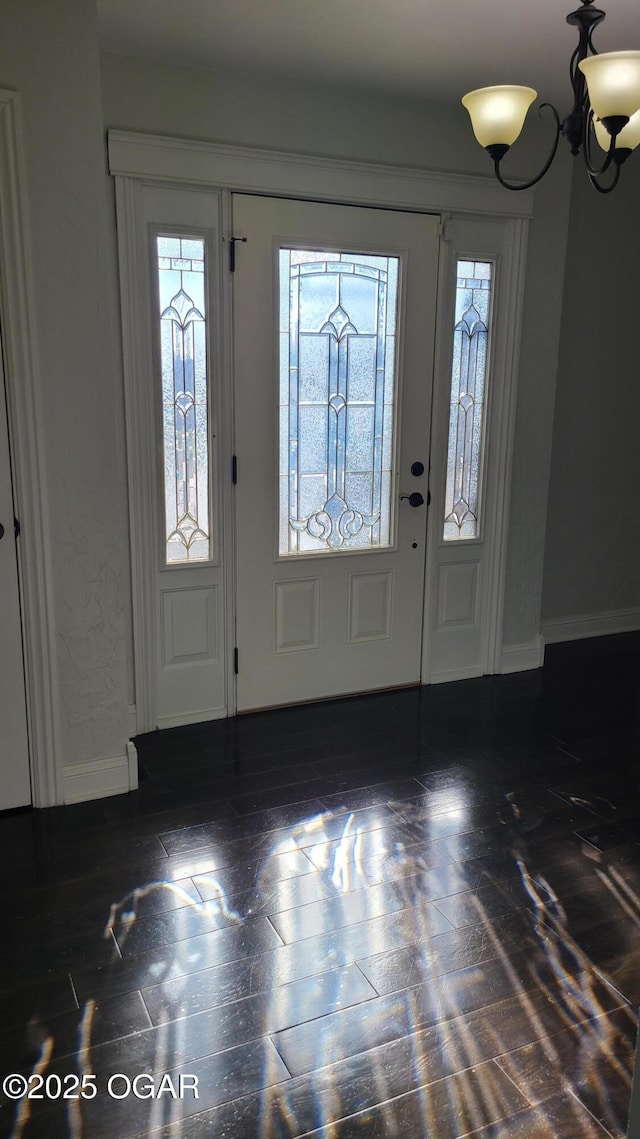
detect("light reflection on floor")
[7,792,639,1139]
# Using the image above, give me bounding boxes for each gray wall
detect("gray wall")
[102,51,573,655]
[542,159,640,626]
[0,0,130,771]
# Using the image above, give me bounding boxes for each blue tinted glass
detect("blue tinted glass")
[280,249,399,554]
[443,260,493,542]
[157,235,210,563]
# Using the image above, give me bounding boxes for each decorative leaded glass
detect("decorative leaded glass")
[443,260,493,541]
[156,236,210,563]
[279,249,399,555]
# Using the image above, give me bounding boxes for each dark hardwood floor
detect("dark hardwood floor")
[1,634,639,1138]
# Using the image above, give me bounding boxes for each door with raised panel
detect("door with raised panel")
[233,195,440,711]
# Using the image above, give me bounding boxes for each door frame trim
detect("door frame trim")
[0,90,60,806]
[109,132,534,219]
[110,131,533,723]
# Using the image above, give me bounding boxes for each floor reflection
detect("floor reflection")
[4,762,639,1138]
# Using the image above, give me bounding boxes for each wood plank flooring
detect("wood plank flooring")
[0,633,639,1138]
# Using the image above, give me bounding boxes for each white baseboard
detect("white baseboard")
[427,665,483,685]
[542,608,640,645]
[156,707,227,729]
[500,635,545,674]
[62,748,136,805]
[126,740,139,792]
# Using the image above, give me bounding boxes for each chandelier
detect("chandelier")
[461,0,640,193]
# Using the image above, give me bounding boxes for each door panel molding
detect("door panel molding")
[348,571,393,644]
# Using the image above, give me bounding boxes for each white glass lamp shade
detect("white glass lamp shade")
[594,108,640,151]
[461,85,537,147]
[579,52,640,120]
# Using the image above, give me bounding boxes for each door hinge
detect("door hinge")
[234,647,239,674]
[229,236,247,272]
[232,454,237,484]
[436,213,451,241]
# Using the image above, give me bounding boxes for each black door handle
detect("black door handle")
[400,492,424,508]
[410,461,425,477]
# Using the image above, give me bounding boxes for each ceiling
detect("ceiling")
[97,0,640,109]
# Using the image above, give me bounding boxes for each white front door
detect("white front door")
[233,195,440,711]
[0,329,30,807]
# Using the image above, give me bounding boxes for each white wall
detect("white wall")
[542,157,640,635]
[101,51,573,658]
[0,0,130,781]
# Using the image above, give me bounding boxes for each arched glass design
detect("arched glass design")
[279,249,400,556]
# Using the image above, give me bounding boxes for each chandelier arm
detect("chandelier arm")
[568,43,583,107]
[583,107,616,175]
[492,104,562,192]
[586,23,600,56]
[588,161,622,193]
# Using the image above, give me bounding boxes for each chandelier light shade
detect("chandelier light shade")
[578,52,640,120]
[461,86,537,148]
[462,1,640,193]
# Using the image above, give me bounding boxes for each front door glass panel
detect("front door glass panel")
[279,249,399,555]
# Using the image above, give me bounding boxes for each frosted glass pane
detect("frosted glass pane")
[346,337,376,402]
[346,407,374,472]
[298,407,328,473]
[157,236,181,258]
[156,234,211,563]
[299,273,338,330]
[279,248,400,554]
[181,238,205,260]
[299,335,330,403]
[443,260,493,542]
[339,275,378,334]
[345,472,373,516]
[339,253,389,270]
[299,474,327,518]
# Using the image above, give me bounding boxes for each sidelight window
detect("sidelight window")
[443,259,493,541]
[156,235,211,564]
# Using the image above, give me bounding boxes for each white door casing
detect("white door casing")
[233,195,439,710]
[111,133,531,730]
[0,334,30,808]
[0,90,59,806]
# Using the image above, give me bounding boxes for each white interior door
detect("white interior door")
[0,331,30,808]
[233,195,440,711]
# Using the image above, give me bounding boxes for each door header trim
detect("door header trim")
[108,131,535,220]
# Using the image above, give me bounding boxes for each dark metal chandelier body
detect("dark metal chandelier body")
[462,0,640,194]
